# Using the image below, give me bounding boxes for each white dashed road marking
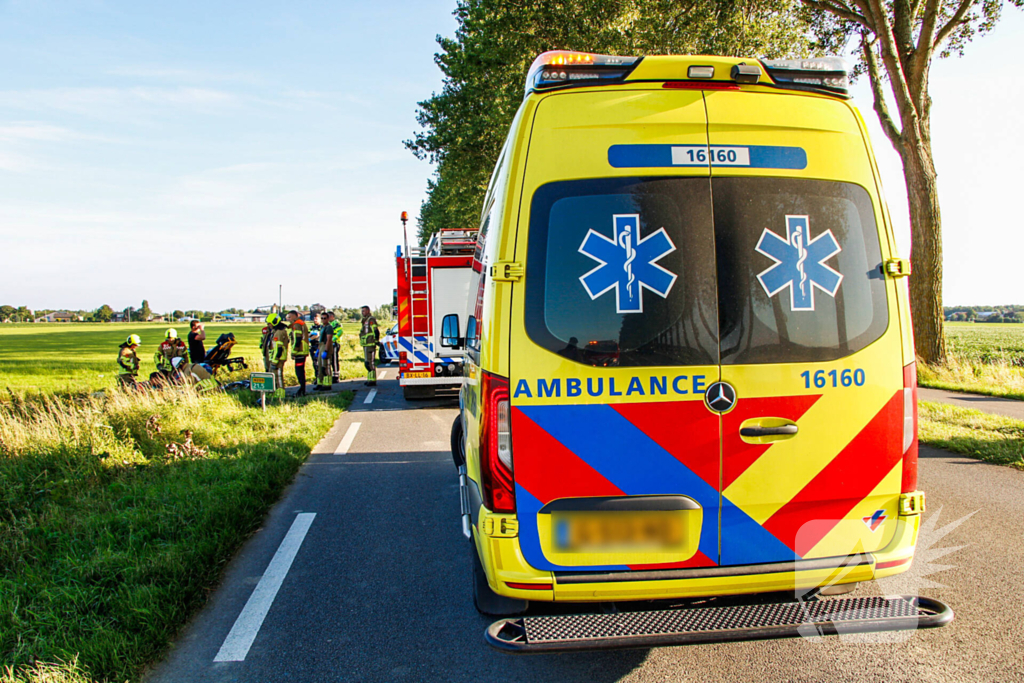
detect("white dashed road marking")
[334,422,361,455]
[363,389,377,405]
[213,513,316,662]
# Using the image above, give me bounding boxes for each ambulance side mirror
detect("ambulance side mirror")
[441,314,462,349]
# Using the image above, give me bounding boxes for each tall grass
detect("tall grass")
[918,354,1024,401]
[0,386,350,683]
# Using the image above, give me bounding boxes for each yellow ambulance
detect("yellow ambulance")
[452,51,950,650]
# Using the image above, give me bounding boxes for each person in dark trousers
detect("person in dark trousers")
[286,310,310,397]
[187,320,206,363]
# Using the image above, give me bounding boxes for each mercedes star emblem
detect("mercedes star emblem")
[704,381,737,413]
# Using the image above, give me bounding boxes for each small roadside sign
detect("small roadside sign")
[250,372,275,409]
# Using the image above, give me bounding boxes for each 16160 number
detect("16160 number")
[801,368,865,389]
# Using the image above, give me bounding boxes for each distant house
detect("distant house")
[111,312,128,323]
[36,311,81,323]
[976,311,998,320]
[149,316,167,323]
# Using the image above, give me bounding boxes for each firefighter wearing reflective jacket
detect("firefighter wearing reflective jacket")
[359,306,380,386]
[314,312,335,391]
[117,334,142,389]
[266,313,289,399]
[155,328,188,381]
[286,310,310,397]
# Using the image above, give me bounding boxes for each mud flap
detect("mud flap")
[485,595,952,653]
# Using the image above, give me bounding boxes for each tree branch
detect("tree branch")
[801,0,873,29]
[862,34,903,149]
[865,0,919,128]
[909,0,941,110]
[933,0,977,50]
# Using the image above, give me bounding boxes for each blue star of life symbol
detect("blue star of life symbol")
[755,215,843,312]
[578,214,677,314]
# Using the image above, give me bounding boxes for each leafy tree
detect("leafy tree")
[0,305,14,321]
[95,305,114,322]
[800,0,1023,364]
[15,306,33,322]
[139,299,153,321]
[408,0,809,244]
[173,310,185,320]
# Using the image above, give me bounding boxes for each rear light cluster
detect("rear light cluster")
[399,351,409,371]
[480,371,515,512]
[901,362,919,493]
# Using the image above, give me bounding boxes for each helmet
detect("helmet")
[171,356,185,369]
[266,312,282,326]
[127,334,141,346]
[166,328,178,339]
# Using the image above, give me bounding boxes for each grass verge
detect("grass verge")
[0,387,352,682]
[918,355,1024,401]
[919,400,1024,469]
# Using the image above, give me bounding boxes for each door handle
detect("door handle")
[740,424,798,437]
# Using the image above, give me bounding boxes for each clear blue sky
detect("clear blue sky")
[0,2,1020,313]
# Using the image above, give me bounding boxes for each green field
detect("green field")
[0,321,386,396]
[944,321,1024,365]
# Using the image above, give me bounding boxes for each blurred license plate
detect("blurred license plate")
[553,512,683,552]
[404,371,431,378]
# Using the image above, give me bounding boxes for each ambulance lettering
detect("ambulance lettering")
[755,215,842,311]
[513,375,706,399]
[579,214,677,314]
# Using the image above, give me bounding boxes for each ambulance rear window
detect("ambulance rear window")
[524,177,720,367]
[713,178,888,364]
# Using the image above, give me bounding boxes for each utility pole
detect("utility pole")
[279,285,282,313]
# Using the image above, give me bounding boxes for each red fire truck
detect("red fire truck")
[395,215,478,400]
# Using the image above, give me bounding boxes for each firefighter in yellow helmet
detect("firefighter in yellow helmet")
[358,305,380,386]
[155,328,188,382]
[116,334,142,389]
[286,310,310,397]
[266,313,289,400]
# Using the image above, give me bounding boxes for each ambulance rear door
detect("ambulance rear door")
[508,87,724,573]
[705,89,905,566]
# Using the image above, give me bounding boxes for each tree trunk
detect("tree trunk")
[899,138,946,365]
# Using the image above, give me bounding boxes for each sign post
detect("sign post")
[249,372,275,411]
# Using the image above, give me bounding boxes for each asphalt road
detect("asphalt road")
[147,371,1024,683]
[919,386,1024,420]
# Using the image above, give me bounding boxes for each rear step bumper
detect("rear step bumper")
[485,595,952,652]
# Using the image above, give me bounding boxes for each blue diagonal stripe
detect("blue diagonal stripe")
[519,404,719,561]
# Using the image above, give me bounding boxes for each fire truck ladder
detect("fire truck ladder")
[408,254,431,364]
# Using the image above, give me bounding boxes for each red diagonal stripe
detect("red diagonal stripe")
[511,407,623,505]
[762,392,903,556]
[612,400,720,490]
[721,394,821,490]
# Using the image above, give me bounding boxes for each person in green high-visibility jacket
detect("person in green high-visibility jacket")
[328,311,344,383]
[359,306,380,386]
[314,312,335,391]
[266,312,289,399]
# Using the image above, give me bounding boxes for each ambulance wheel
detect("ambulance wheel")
[472,543,527,617]
[403,385,434,401]
[450,414,466,470]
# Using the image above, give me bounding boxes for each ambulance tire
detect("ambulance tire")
[450,414,465,469]
[472,543,527,617]
[403,385,435,401]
